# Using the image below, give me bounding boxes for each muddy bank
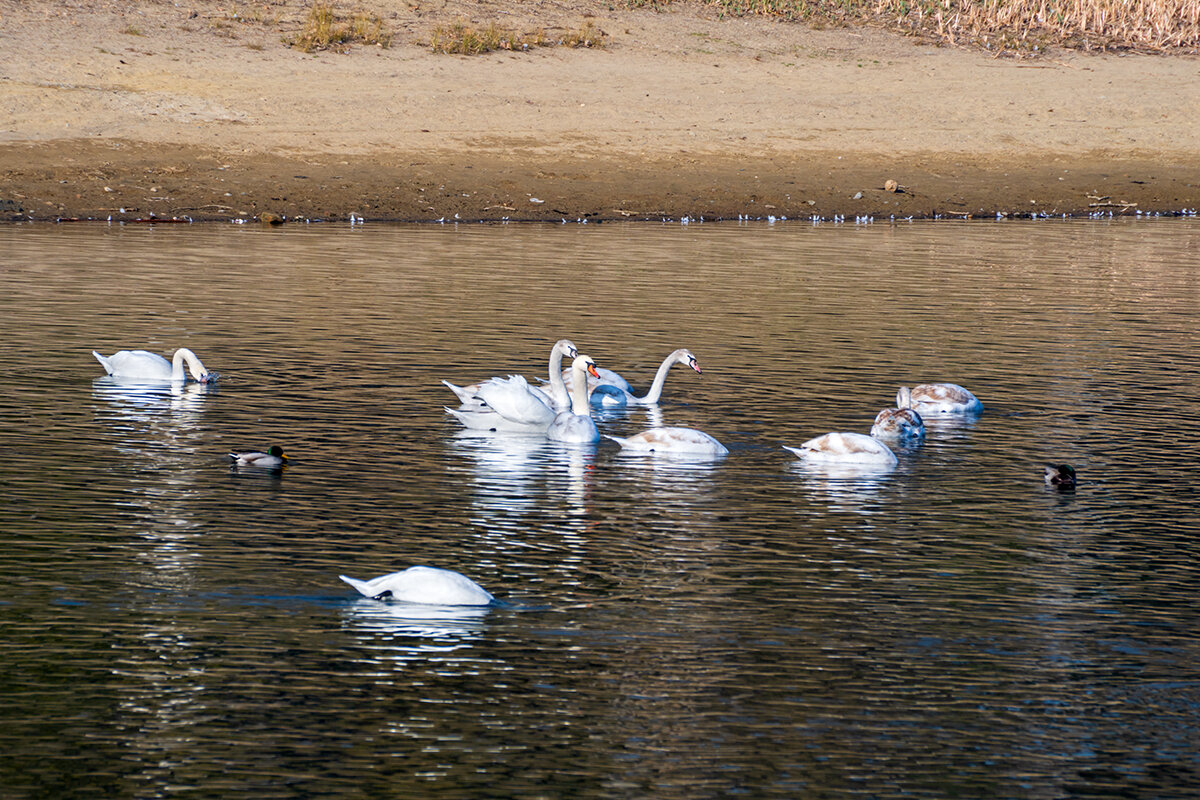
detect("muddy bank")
[4,139,1197,223]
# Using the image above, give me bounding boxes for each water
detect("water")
[2,219,1199,798]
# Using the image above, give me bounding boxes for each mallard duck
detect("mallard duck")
[93,347,216,383]
[229,445,288,468]
[1044,464,1077,487]
[870,407,926,442]
[339,566,494,605]
[896,383,983,415]
[606,426,728,457]
[783,432,898,468]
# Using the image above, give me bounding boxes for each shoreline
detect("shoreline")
[3,0,1199,223]
[5,140,1199,223]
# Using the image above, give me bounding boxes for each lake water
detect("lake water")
[2,219,1199,799]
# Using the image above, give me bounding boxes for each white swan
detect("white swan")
[606,426,728,457]
[896,383,983,415]
[444,339,577,412]
[547,354,602,443]
[783,433,898,468]
[869,407,926,443]
[445,374,558,433]
[339,566,494,605]
[565,348,702,407]
[93,347,215,383]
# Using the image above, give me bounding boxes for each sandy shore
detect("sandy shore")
[2,0,1198,223]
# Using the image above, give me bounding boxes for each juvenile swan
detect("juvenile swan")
[93,347,215,383]
[783,432,898,469]
[896,383,982,415]
[869,407,926,443]
[339,566,494,605]
[606,426,728,457]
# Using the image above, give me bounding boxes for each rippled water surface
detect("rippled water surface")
[3,219,1200,798]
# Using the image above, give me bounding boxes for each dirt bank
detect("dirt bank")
[2,0,1198,223]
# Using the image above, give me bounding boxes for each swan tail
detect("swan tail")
[604,434,630,448]
[340,575,388,600]
[92,350,114,375]
[782,445,806,458]
[441,379,478,406]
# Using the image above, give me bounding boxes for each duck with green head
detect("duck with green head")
[1044,464,1076,488]
[230,445,289,468]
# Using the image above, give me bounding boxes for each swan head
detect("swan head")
[175,347,215,383]
[1044,464,1076,487]
[674,349,701,374]
[572,354,601,380]
[555,339,579,359]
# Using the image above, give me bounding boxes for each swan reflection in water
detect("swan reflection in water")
[341,599,492,673]
[787,460,896,513]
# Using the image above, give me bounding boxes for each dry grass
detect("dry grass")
[430,19,607,54]
[288,2,393,53]
[629,0,1200,53]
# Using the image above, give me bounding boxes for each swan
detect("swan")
[229,445,288,468]
[1045,464,1077,487]
[444,339,576,412]
[546,354,602,443]
[339,566,494,605]
[869,407,926,443]
[783,433,898,468]
[565,348,702,407]
[445,373,559,433]
[896,383,983,415]
[93,347,215,383]
[606,426,728,457]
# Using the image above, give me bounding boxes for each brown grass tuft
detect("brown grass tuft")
[288,2,393,53]
[429,19,607,54]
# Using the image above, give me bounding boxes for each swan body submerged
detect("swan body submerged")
[783,432,898,468]
[896,383,982,415]
[870,407,926,442]
[606,426,728,457]
[547,355,602,443]
[93,348,215,383]
[229,445,288,468]
[565,348,702,407]
[339,566,494,605]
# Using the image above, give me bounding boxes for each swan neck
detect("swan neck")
[170,349,188,381]
[547,346,568,407]
[639,354,677,404]
[570,364,592,416]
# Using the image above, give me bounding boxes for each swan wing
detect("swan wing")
[94,349,172,379]
[475,375,556,425]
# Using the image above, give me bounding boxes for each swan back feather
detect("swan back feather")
[340,566,494,605]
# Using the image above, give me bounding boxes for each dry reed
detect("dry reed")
[631,0,1200,53]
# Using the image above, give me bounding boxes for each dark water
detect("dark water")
[2,219,1199,799]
